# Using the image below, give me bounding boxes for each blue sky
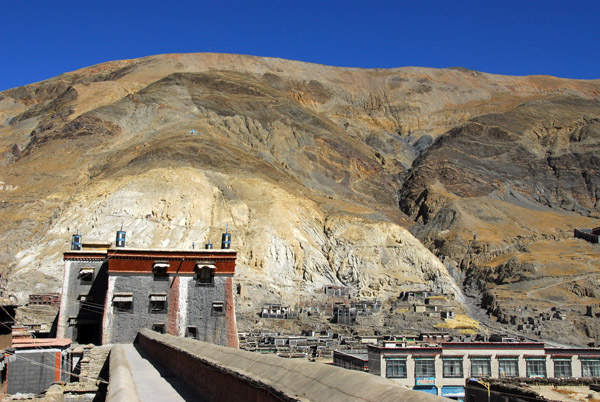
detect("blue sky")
[1,0,599,91]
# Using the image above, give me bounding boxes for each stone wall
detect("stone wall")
[103,273,231,345]
[58,259,107,344]
[7,350,68,395]
[136,329,446,402]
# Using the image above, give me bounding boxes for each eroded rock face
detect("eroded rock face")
[1,53,600,342]
[400,98,600,345]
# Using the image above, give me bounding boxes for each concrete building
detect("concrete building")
[365,342,600,400]
[58,230,239,347]
[4,337,71,395]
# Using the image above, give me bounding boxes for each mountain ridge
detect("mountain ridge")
[1,53,599,344]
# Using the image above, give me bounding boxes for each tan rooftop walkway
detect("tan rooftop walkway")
[108,343,201,401]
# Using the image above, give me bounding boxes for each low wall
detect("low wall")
[136,329,446,402]
[106,345,140,402]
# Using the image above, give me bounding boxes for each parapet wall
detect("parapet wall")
[136,329,446,402]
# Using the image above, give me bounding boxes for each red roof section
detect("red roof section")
[12,337,71,349]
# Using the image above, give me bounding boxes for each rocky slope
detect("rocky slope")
[1,53,599,343]
[399,97,600,345]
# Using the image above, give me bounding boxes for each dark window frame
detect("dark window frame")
[211,301,225,316]
[149,299,167,313]
[526,359,547,378]
[185,327,198,339]
[113,300,133,312]
[582,359,600,377]
[196,266,214,286]
[386,358,407,378]
[471,358,491,378]
[415,358,435,377]
[153,266,169,281]
[443,358,464,378]
[498,358,519,377]
[553,359,572,378]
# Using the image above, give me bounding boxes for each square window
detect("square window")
[79,268,94,282]
[212,302,225,316]
[196,264,215,285]
[185,327,198,339]
[153,262,169,280]
[554,359,572,377]
[498,358,519,377]
[386,358,407,378]
[471,358,491,377]
[582,359,600,377]
[526,359,547,378]
[415,359,435,377]
[150,300,166,312]
[113,294,133,312]
[443,358,463,378]
[152,324,165,334]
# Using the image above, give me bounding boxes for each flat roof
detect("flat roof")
[108,247,236,253]
[12,337,71,349]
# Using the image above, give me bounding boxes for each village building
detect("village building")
[2,337,71,395]
[574,227,600,243]
[324,285,348,298]
[28,293,61,307]
[57,229,238,347]
[357,341,600,400]
[260,303,298,319]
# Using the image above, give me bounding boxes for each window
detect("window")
[186,327,198,339]
[498,358,519,377]
[149,294,167,312]
[212,301,225,316]
[196,264,215,285]
[553,359,572,378]
[386,358,407,378]
[152,324,165,334]
[471,358,491,377]
[582,359,600,377]
[415,358,435,377]
[443,358,463,378]
[153,262,169,280]
[113,294,133,312]
[79,268,94,282]
[526,359,547,378]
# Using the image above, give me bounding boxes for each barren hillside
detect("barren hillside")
[1,53,599,344]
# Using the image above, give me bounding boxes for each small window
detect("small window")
[185,327,198,339]
[498,358,519,377]
[582,359,600,377]
[79,268,94,282]
[386,358,407,378]
[415,358,435,377]
[471,358,491,377]
[443,358,463,378]
[554,359,572,378]
[212,301,225,316]
[526,359,547,378]
[196,264,215,285]
[153,262,169,280]
[152,324,165,334]
[149,294,167,312]
[113,294,133,312]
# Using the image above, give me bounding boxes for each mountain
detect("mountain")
[1,53,599,344]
